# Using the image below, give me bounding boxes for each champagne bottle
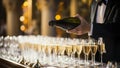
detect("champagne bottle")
[49,17,81,30]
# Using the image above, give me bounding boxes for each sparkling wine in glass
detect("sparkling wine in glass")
[58,45,66,56]
[91,44,98,65]
[52,44,58,63]
[57,44,66,66]
[98,37,106,65]
[52,45,58,55]
[76,45,82,60]
[72,45,77,57]
[66,45,72,57]
[83,44,91,65]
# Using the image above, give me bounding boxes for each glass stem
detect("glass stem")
[71,53,73,60]
[93,54,95,65]
[78,54,80,60]
[87,55,88,64]
[84,54,87,67]
[85,54,87,64]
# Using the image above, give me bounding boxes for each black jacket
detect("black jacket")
[91,0,120,62]
[91,0,120,38]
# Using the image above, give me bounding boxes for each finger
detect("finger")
[67,29,78,34]
[70,30,82,35]
[66,30,70,33]
[74,14,79,17]
[74,14,84,22]
[66,30,74,33]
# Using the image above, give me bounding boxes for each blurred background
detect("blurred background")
[0,0,92,38]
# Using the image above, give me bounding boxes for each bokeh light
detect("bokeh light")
[23,1,29,7]
[55,14,61,20]
[20,25,26,31]
[20,16,25,22]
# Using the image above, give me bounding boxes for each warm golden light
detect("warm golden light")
[55,14,61,20]
[82,0,87,4]
[20,25,26,31]
[23,1,28,7]
[23,19,28,24]
[20,16,25,22]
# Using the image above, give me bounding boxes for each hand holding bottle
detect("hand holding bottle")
[66,14,91,35]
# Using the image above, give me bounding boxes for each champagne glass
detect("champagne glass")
[52,44,58,56]
[76,44,82,61]
[72,45,77,58]
[57,44,66,65]
[46,44,53,65]
[66,45,72,57]
[98,37,106,65]
[52,44,58,64]
[38,44,42,54]
[65,41,73,66]
[41,43,47,65]
[76,44,83,66]
[91,43,98,65]
[58,44,66,56]
[83,40,91,66]
[71,39,80,60]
